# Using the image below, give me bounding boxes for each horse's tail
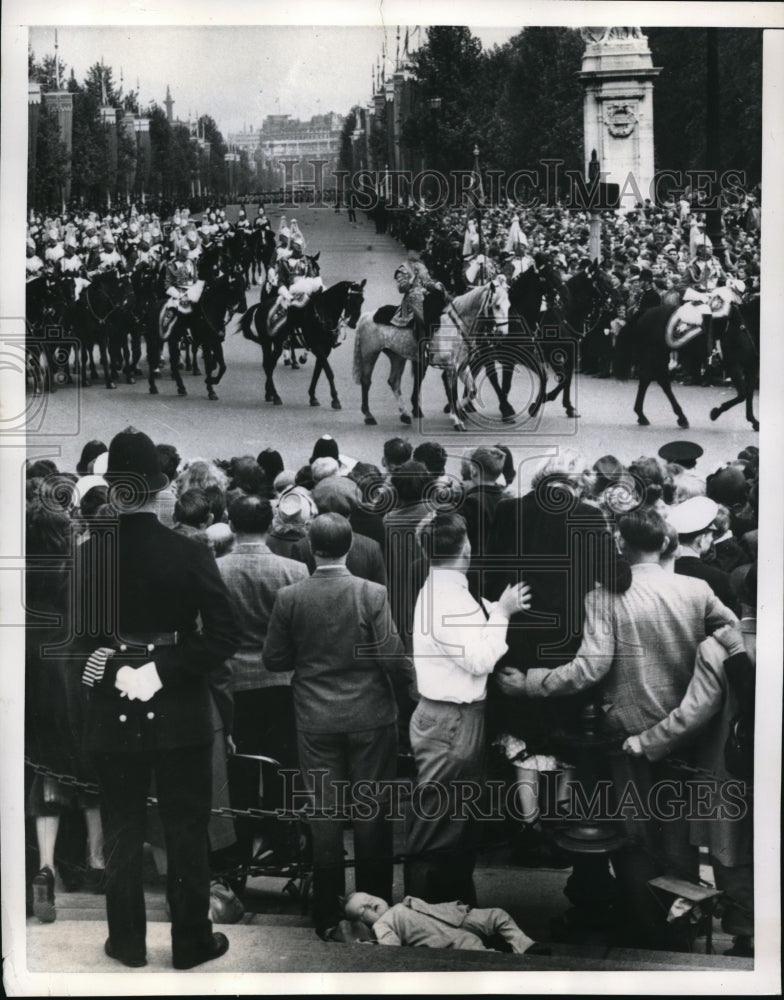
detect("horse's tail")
[352,316,365,384]
[240,303,260,344]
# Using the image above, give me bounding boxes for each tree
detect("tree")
[338,107,358,173]
[32,102,70,210]
[645,27,762,186]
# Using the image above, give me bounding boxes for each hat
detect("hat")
[71,474,108,507]
[657,440,703,469]
[667,496,718,535]
[706,465,748,507]
[106,426,169,499]
[275,486,318,525]
[310,435,340,464]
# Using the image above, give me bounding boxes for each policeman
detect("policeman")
[78,427,237,969]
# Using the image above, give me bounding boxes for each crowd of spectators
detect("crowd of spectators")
[24,421,759,960]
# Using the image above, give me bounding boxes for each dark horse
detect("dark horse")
[615,293,760,431]
[305,279,366,409]
[25,274,64,394]
[239,277,341,406]
[146,247,247,400]
[68,269,137,389]
[487,259,621,420]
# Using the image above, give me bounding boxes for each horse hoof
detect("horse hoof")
[149,384,159,395]
[273,396,283,406]
[528,403,541,418]
[364,415,377,426]
[462,400,476,415]
[566,409,580,418]
[710,408,720,422]
[400,413,412,425]
[107,382,117,390]
[752,420,759,432]
[310,397,321,407]
[284,358,291,366]
[499,402,515,419]
[208,392,218,401]
[453,423,467,433]
[177,386,187,396]
[677,415,690,429]
[443,403,451,414]
[636,413,650,426]
[331,399,342,410]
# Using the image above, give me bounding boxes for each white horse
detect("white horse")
[352,280,510,430]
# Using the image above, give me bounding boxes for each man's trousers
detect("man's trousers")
[296,723,397,933]
[93,744,214,966]
[404,697,486,907]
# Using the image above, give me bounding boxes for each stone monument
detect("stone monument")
[580,27,661,209]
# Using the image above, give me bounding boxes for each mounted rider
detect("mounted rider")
[503,215,536,280]
[26,237,45,281]
[87,230,126,278]
[236,208,251,233]
[390,248,441,342]
[684,231,726,366]
[162,238,203,337]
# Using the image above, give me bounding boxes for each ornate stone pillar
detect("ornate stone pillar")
[580,28,661,208]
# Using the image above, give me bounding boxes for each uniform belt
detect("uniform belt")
[117,631,179,650]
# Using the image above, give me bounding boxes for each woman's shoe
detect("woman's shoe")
[31,866,56,923]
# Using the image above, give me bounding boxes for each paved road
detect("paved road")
[25,205,758,484]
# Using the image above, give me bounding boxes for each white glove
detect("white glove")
[114,665,138,700]
[132,661,163,702]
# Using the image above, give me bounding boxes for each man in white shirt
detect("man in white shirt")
[405,512,530,906]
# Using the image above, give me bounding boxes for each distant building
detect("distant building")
[227,112,345,190]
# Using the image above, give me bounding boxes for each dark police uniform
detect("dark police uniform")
[80,509,237,967]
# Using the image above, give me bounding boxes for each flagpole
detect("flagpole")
[473,144,484,284]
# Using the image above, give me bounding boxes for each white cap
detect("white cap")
[666,496,718,535]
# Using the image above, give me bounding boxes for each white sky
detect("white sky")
[28,25,518,138]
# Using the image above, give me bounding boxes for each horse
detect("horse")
[352,281,509,430]
[482,259,622,421]
[305,279,366,409]
[616,288,760,431]
[239,276,326,405]
[426,281,512,431]
[68,269,137,389]
[25,274,61,394]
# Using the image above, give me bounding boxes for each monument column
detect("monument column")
[580,27,661,209]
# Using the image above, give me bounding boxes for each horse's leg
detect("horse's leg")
[147,332,160,394]
[633,376,652,425]
[387,354,411,424]
[99,335,116,390]
[264,341,283,404]
[212,339,227,387]
[360,353,377,425]
[560,358,579,419]
[441,367,466,432]
[308,355,323,406]
[170,329,187,396]
[658,375,688,428]
[410,358,425,420]
[322,356,342,410]
[203,337,218,401]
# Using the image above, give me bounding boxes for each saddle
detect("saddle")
[373,304,403,325]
